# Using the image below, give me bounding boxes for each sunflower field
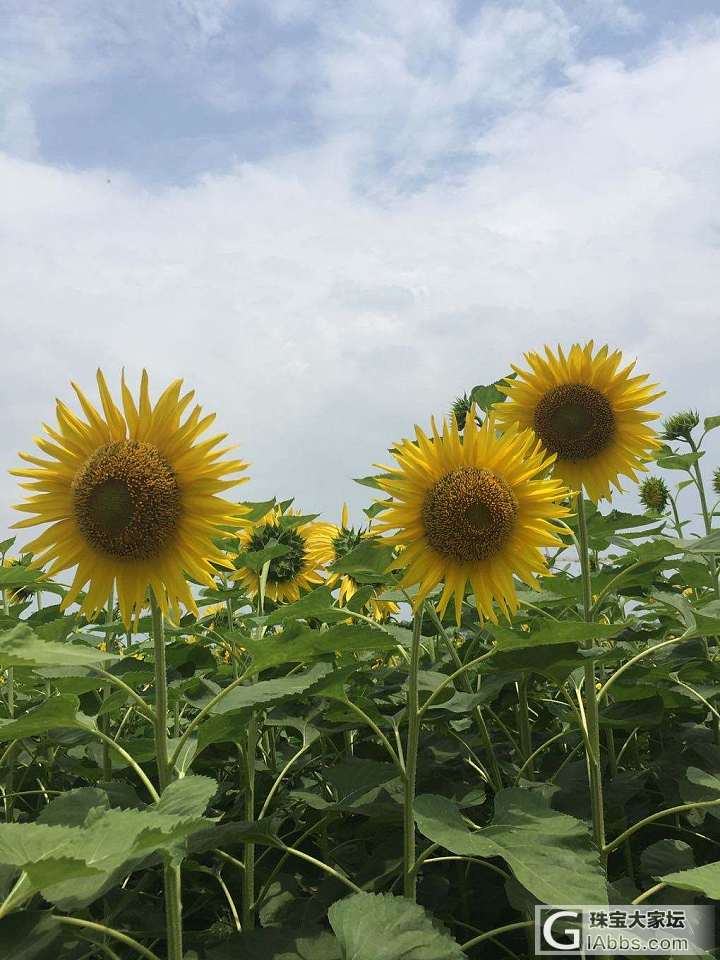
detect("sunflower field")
[1,343,719,959]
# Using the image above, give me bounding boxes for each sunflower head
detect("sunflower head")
[311,504,399,620]
[662,410,700,443]
[639,476,670,513]
[12,370,248,627]
[373,408,571,624]
[495,342,663,502]
[233,505,335,604]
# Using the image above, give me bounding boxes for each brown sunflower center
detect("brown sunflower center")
[422,466,517,563]
[533,383,615,461]
[72,440,181,560]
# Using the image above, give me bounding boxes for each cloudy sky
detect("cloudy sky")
[2,0,720,537]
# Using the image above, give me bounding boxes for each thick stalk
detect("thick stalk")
[403,610,423,900]
[242,713,257,930]
[577,490,605,851]
[242,563,269,931]
[149,591,183,960]
[517,676,533,780]
[2,586,13,822]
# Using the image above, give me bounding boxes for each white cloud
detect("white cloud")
[2,16,720,540]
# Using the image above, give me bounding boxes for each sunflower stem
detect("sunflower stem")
[576,490,606,853]
[242,563,269,931]
[403,610,424,900]
[149,590,184,960]
[517,676,534,780]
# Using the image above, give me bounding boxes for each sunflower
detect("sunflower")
[313,504,400,622]
[232,505,335,604]
[373,409,571,623]
[12,370,248,626]
[494,342,663,503]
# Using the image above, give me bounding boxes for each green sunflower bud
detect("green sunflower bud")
[639,476,669,513]
[451,394,472,431]
[662,410,700,442]
[713,467,720,497]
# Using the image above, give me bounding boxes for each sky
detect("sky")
[1,0,720,540]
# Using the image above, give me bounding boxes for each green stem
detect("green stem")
[149,590,183,960]
[577,490,605,852]
[54,917,162,960]
[403,610,423,900]
[516,676,533,780]
[604,795,720,853]
[242,712,257,931]
[461,920,534,951]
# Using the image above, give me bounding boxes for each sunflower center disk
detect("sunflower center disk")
[423,467,518,563]
[533,383,616,461]
[248,525,307,583]
[72,441,181,560]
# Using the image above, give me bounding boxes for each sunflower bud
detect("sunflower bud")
[639,476,669,513]
[713,467,720,497]
[451,394,473,431]
[662,410,700,442]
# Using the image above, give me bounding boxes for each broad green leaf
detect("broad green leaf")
[155,776,216,817]
[640,839,695,878]
[0,779,219,909]
[0,696,93,741]
[470,379,509,413]
[657,451,704,471]
[207,663,333,715]
[682,531,720,555]
[264,587,347,626]
[0,624,117,668]
[703,415,720,433]
[328,892,465,960]
[600,696,664,729]
[242,624,396,673]
[240,498,277,522]
[414,789,607,904]
[0,537,16,556]
[488,621,626,649]
[660,861,720,899]
[328,540,395,578]
[236,543,290,574]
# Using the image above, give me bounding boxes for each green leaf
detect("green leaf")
[0,696,93,741]
[703,416,720,433]
[0,568,65,597]
[640,839,695,878]
[264,587,347,626]
[0,538,16,556]
[470,379,510,413]
[242,624,397,673]
[237,543,290,574]
[328,539,395,580]
[328,892,465,960]
[241,498,277,522]
[486,621,625,677]
[414,789,607,904]
[0,783,220,909]
[155,776,216,817]
[207,663,334,716]
[660,861,720,899]
[600,696,664,729]
[0,624,117,668]
[682,531,720,554]
[657,451,704,471]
